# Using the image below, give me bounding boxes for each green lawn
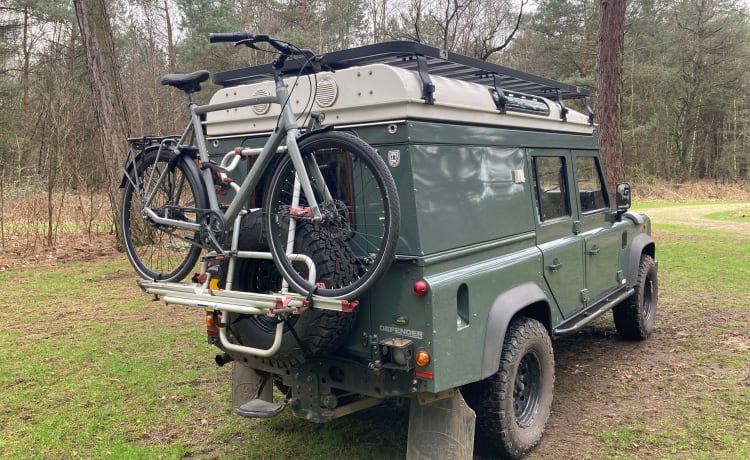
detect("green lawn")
[0,258,406,459]
[704,208,750,223]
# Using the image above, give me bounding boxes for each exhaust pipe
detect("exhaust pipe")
[215,353,234,367]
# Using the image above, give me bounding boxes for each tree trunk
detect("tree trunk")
[163,0,176,74]
[595,0,626,195]
[73,0,130,239]
[22,6,32,174]
[163,0,178,133]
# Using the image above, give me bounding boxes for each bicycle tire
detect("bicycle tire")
[264,131,400,300]
[121,147,207,281]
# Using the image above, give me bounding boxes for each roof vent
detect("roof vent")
[251,88,271,115]
[315,77,338,108]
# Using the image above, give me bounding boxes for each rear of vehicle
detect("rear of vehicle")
[203,44,592,406]
[186,41,655,459]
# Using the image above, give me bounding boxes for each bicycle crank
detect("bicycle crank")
[199,210,228,254]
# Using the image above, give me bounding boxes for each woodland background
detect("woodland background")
[0,0,749,247]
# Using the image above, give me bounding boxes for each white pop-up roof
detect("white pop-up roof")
[205,41,595,138]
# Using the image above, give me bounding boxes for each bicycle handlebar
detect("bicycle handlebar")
[208,32,298,56]
[208,32,254,43]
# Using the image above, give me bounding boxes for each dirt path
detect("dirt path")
[639,202,750,235]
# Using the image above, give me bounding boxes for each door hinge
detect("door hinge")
[580,289,589,304]
[573,221,581,234]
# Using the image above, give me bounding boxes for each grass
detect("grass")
[653,223,750,303]
[0,256,407,459]
[0,260,211,459]
[1,201,748,459]
[704,208,750,223]
[631,200,728,210]
[0,221,111,234]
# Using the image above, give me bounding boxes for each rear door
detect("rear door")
[530,151,585,318]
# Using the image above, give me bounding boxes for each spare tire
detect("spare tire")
[223,211,359,367]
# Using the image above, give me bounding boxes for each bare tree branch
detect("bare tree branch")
[481,0,526,60]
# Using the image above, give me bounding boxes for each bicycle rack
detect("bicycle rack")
[138,270,357,315]
[138,171,358,358]
[138,258,357,358]
[133,144,362,357]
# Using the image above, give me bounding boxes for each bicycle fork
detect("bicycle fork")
[284,131,335,222]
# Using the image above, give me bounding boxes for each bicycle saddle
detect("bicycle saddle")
[161,70,210,93]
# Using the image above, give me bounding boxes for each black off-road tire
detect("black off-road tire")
[613,254,658,340]
[224,212,358,367]
[462,317,555,459]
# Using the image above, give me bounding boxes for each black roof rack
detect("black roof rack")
[213,41,590,102]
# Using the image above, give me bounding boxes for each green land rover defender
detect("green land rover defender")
[138,41,657,459]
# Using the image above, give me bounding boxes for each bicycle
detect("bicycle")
[120,33,400,301]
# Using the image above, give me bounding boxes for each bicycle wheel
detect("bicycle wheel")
[264,131,400,300]
[121,147,207,281]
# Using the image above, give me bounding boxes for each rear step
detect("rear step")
[236,399,285,418]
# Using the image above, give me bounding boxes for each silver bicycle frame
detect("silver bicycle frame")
[141,75,334,233]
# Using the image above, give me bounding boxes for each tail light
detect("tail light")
[205,309,219,344]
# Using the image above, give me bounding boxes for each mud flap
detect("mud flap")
[406,390,476,460]
[231,361,273,409]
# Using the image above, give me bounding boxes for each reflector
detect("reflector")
[413,280,429,296]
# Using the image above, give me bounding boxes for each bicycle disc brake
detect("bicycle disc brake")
[199,210,227,254]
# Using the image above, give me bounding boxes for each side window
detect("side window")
[575,156,609,213]
[533,156,570,221]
